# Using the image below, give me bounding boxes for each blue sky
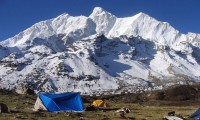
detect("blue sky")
[0,0,200,41]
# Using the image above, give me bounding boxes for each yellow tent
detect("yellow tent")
[92,100,108,107]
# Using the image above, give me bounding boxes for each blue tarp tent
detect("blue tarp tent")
[190,108,200,120]
[37,92,84,112]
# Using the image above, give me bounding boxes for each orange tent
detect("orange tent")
[92,100,108,107]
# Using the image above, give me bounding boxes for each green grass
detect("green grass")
[0,92,197,120]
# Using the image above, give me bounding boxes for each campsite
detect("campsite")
[0,0,200,119]
[1,85,200,120]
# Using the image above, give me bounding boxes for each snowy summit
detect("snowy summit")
[0,7,200,95]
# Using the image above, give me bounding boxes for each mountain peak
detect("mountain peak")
[56,12,70,18]
[136,12,146,16]
[89,7,116,35]
[90,7,115,18]
[134,12,153,20]
[137,12,148,16]
[92,7,106,14]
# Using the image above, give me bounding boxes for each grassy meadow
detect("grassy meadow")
[0,90,198,120]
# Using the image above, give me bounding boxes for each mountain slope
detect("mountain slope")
[0,7,200,95]
[1,14,96,48]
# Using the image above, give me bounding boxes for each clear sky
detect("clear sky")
[0,0,200,41]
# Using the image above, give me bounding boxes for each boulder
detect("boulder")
[15,87,35,95]
[0,103,8,113]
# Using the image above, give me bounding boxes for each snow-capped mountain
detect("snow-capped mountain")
[0,7,200,95]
